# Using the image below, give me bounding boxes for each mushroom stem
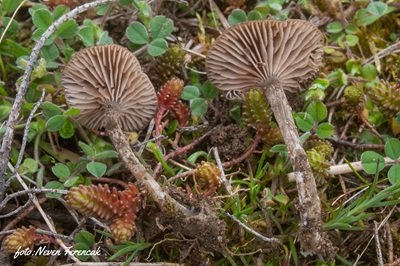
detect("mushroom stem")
[104,120,191,217]
[264,82,323,254]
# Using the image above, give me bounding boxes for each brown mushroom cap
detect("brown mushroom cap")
[206,20,323,95]
[62,44,157,131]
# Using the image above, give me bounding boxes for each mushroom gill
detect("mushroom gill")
[206,19,323,94]
[62,44,157,131]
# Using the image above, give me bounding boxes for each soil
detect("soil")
[210,124,249,161]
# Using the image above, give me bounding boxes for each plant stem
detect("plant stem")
[264,82,323,255]
[104,121,190,216]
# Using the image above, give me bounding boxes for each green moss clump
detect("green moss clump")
[154,44,186,86]
[367,81,400,117]
[242,89,282,145]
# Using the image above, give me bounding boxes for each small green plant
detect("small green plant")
[227,0,287,26]
[73,230,96,261]
[361,138,400,185]
[109,240,152,263]
[125,15,174,56]
[181,81,219,117]
[41,101,80,139]
[355,2,395,26]
[326,21,359,47]
[294,101,334,139]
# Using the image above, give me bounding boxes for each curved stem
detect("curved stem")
[104,120,190,216]
[264,82,323,255]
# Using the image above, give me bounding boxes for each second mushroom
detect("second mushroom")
[206,20,326,254]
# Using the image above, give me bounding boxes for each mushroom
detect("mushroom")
[62,45,226,250]
[62,44,187,214]
[62,44,156,132]
[206,20,325,254]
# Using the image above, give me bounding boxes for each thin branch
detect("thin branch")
[0,188,68,211]
[226,213,280,244]
[329,137,384,151]
[0,198,32,218]
[364,40,400,65]
[0,0,118,201]
[213,147,232,194]
[14,89,46,172]
[374,221,384,266]
[328,157,395,175]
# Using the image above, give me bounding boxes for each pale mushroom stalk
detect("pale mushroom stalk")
[206,20,332,255]
[104,118,190,215]
[264,81,322,253]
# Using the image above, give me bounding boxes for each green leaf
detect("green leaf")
[361,64,377,81]
[150,15,174,39]
[44,181,64,198]
[181,85,200,100]
[32,28,56,45]
[229,105,241,122]
[270,144,287,153]
[384,138,400,160]
[201,81,218,100]
[59,120,75,139]
[345,34,359,47]
[98,31,113,45]
[78,26,95,47]
[41,102,63,119]
[247,10,263,21]
[94,150,118,160]
[63,176,81,187]
[309,78,330,90]
[346,59,362,75]
[0,105,11,121]
[79,141,95,157]
[228,9,247,25]
[294,112,315,132]
[361,151,385,174]
[75,230,95,247]
[55,20,78,39]
[126,22,149,45]
[73,242,91,261]
[87,161,107,177]
[1,17,20,35]
[191,98,208,116]
[274,193,289,205]
[52,5,70,20]
[388,165,400,185]
[3,0,24,14]
[52,163,70,181]
[147,142,175,176]
[326,21,343,33]
[41,43,59,62]
[345,24,358,34]
[46,115,66,132]
[367,2,392,17]
[316,123,334,139]
[64,107,81,117]
[32,9,53,29]
[147,38,168,56]
[21,158,38,173]
[306,101,327,122]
